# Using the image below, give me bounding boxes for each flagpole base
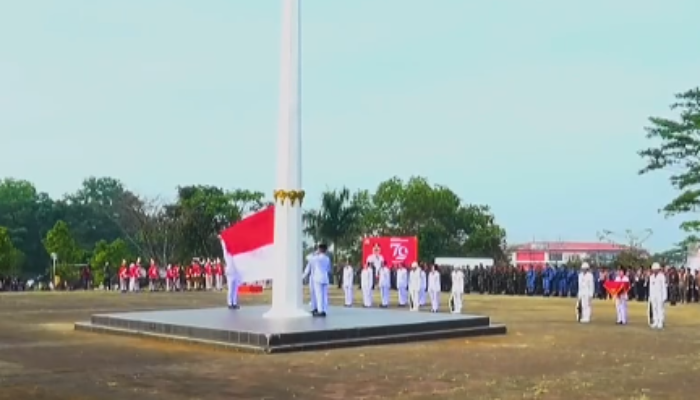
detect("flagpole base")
[262,306,311,319]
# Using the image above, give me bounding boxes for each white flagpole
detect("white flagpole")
[264,0,307,319]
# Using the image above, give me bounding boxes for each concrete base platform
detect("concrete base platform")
[75,306,506,353]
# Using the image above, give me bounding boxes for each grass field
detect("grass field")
[0,288,699,400]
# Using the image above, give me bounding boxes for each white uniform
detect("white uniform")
[408,267,422,311]
[311,252,331,314]
[378,266,391,307]
[303,253,317,310]
[215,261,223,291]
[342,265,354,306]
[648,270,667,329]
[360,267,373,307]
[397,267,409,306]
[419,269,427,305]
[225,259,241,308]
[428,270,441,312]
[451,268,465,313]
[614,275,629,324]
[366,253,384,288]
[578,268,595,323]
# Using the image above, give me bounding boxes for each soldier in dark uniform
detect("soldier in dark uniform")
[505,266,514,295]
[476,265,485,294]
[678,267,690,304]
[667,266,680,305]
[463,266,472,293]
[103,262,112,291]
[632,267,644,301]
[681,269,695,303]
[441,266,452,292]
[516,266,526,295]
[486,266,494,294]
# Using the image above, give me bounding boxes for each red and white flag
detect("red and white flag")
[220,206,275,283]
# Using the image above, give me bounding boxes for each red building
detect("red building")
[509,241,641,265]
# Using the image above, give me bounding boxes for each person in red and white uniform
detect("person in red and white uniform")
[172,264,181,291]
[214,258,224,291]
[148,259,159,292]
[128,258,141,292]
[204,259,213,290]
[192,261,202,290]
[118,260,128,293]
[165,264,174,291]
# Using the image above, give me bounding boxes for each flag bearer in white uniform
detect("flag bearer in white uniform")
[397,264,409,307]
[408,262,422,311]
[342,261,354,307]
[303,250,318,312]
[428,265,441,312]
[360,263,374,307]
[450,266,465,313]
[225,257,241,310]
[614,267,630,325]
[577,262,594,323]
[311,243,331,317]
[648,262,667,329]
[378,263,391,308]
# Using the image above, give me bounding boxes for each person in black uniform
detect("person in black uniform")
[667,266,680,305]
[103,262,112,291]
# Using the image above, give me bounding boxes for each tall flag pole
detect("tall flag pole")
[263,0,308,319]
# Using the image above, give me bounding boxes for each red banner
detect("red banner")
[362,236,418,267]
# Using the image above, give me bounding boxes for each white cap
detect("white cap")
[411,261,419,268]
[651,262,661,271]
[581,262,590,270]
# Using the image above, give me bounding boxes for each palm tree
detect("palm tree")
[303,188,362,259]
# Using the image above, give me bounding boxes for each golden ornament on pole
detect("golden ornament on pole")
[273,189,289,204]
[288,190,306,206]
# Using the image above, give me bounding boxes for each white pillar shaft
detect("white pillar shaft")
[264,0,307,319]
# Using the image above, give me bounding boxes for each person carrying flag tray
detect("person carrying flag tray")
[605,267,631,325]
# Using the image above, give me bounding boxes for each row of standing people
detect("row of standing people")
[331,262,467,313]
[334,262,700,305]
[108,258,227,292]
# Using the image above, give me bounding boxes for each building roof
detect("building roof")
[510,241,630,252]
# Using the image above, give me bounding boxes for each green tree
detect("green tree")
[61,176,132,250]
[303,187,364,258]
[369,176,507,262]
[639,87,700,232]
[0,178,57,273]
[0,226,24,275]
[43,220,81,264]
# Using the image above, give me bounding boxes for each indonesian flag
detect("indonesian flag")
[220,206,275,284]
[603,280,630,297]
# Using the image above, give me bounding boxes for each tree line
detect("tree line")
[0,175,508,278]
